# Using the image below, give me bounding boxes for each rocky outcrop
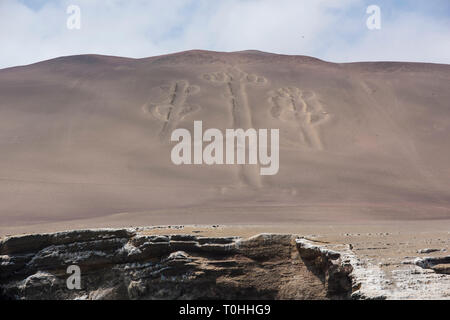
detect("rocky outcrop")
[0,229,355,300]
[295,239,353,298]
[3,228,447,300]
[415,256,450,275]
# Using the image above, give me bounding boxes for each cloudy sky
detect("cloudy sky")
[0,0,449,68]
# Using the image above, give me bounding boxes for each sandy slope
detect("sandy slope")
[0,50,449,235]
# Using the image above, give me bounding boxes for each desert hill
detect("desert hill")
[0,50,449,234]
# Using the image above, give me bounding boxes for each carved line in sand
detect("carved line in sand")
[144,80,201,140]
[202,68,267,188]
[269,87,330,150]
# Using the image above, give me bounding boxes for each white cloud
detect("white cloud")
[323,12,450,63]
[0,0,449,69]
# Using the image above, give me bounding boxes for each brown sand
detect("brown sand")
[0,50,449,237]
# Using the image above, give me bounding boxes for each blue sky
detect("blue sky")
[1,0,449,68]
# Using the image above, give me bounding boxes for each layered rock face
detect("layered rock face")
[415,256,450,275]
[0,229,354,300]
